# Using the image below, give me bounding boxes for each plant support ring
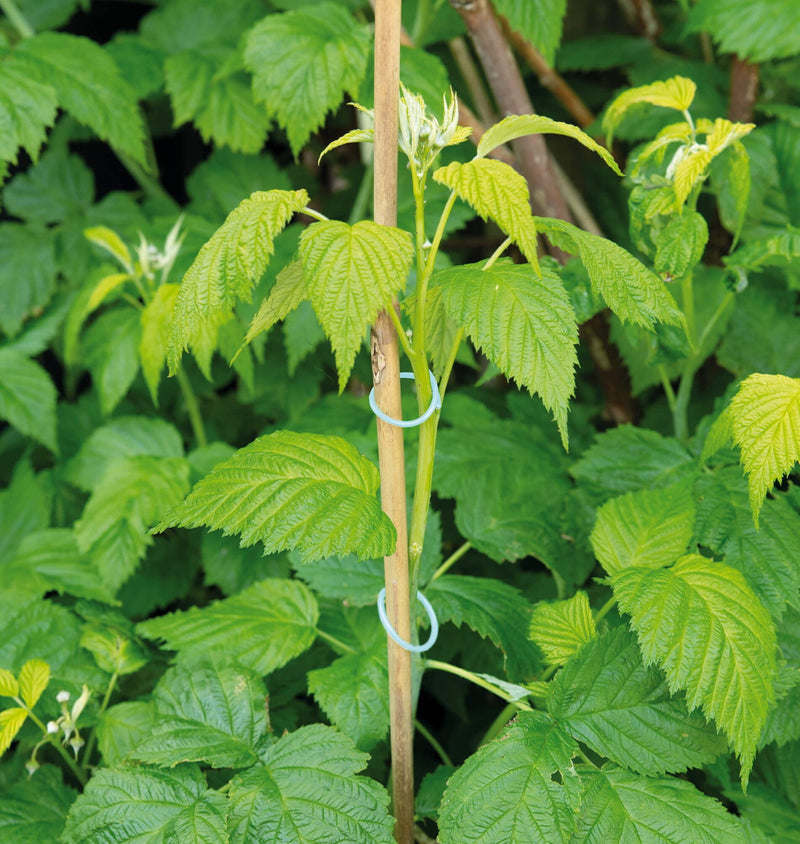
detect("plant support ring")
[377,588,439,653]
[369,370,441,428]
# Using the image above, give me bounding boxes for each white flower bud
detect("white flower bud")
[46,720,59,734]
[56,690,70,703]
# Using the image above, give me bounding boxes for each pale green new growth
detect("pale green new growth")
[603,76,697,146]
[299,220,413,390]
[590,482,695,574]
[154,430,396,562]
[529,590,596,666]
[17,659,49,710]
[140,283,179,405]
[433,261,578,448]
[613,554,777,784]
[727,374,800,526]
[434,159,541,273]
[476,114,621,175]
[168,189,309,376]
[242,260,307,350]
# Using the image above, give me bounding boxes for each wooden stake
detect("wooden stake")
[372,2,414,842]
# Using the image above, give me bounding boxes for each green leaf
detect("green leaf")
[550,628,727,775]
[15,33,147,167]
[416,764,455,821]
[726,374,800,526]
[165,49,270,154]
[75,456,191,593]
[574,763,745,842]
[0,708,28,755]
[0,223,57,337]
[492,0,566,64]
[694,469,800,621]
[0,765,76,844]
[711,142,751,245]
[307,642,389,751]
[529,590,596,666]
[156,430,395,562]
[242,259,307,348]
[655,210,709,278]
[477,114,620,175]
[571,425,695,501]
[4,146,94,224]
[0,350,57,451]
[283,300,326,374]
[535,216,685,330]
[0,598,82,676]
[165,790,228,844]
[140,283,179,404]
[227,724,394,843]
[438,711,579,844]
[590,481,695,575]
[82,308,142,416]
[427,575,540,680]
[603,76,697,145]
[66,416,184,492]
[168,189,309,376]
[138,578,318,675]
[0,45,57,166]
[133,657,268,768]
[299,220,413,390]
[0,668,18,698]
[17,658,49,709]
[244,2,370,155]
[687,0,800,62]
[733,782,800,842]
[0,459,52,562]
[96,701,156,766]
[612,554,777,782]
[80,616,147,677]
[433,260,577,446]
[61,764,210,844]
[433,159,541,271]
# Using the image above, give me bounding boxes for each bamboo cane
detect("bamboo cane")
[371,1,415,842]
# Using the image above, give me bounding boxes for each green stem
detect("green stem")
[411,0,432,43]
[316,628,357,655]
[593,594,617,626]
[81,671,119,767]
[430,541,472,583]
[681,269,696,346]
[479,701,517,746]
[658,365,677,414]
[483,237,512,270]
[673,363,697,443]
[424,659,533,710]
[24,709,87,786]
[347,159,374,225]
[414,718,453,767]
[0,0,34,38]
[300,206,331,223]
[437,327,464,403]
[116,150,172,205]
[387,303,415,363]
[174,366,208,448]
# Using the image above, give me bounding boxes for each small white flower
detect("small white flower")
[69,736,85,758]
[46,720,59,734]
[56,690,70,703]
[25,759,39,775]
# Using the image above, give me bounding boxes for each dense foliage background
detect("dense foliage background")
[1,0,800,841]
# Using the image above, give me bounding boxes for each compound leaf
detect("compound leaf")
[536,216,685,330]
[0,707,27,755]
[133,657,268,768]
[574,763,745,842]
[590,481,695,575]
[550,628,727,775]
[434,159,541,271]
[434,260,577,447]
[168,189,309,375]
[477,114,620,175]
[0,350,57,451]
[156,431,395,562]
[438,711,579,844]
[299,220,413,389]
[426,575,541,680]
[726,373,800,526]
[245,2,370,155]
[612,554,777,783]
[227,724,394,843]
[61,763,209,844]
[603,76,697,145]
[138,578,318,675]
[529,590,596,667]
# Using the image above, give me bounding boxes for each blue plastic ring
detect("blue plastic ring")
[377,587,439,653]
[368,370,442,428]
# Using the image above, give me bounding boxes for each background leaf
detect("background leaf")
[529,590,596,666]
[0,350,57,451]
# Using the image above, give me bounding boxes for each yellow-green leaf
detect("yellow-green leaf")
[603,76,697,145]
[242,260,307,348]
[477,114,621,175]
[0,707,28,755]
[139,282,179,405]
[0,668,18,699]
[705,118,755,155]
[84,226,133,272]
[86,273,132,312]
[433,159,540,273]
[727,373,800,527]
[529,591,596,666]
[18,658,50,709]
[299,221,413,390]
